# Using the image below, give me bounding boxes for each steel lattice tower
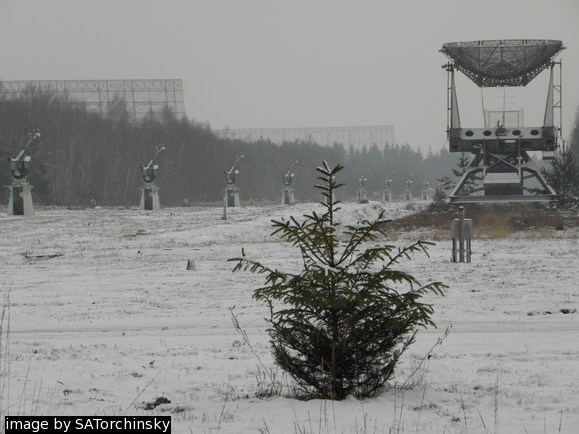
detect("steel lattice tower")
[216,125,395,148]
[0,79,185,120]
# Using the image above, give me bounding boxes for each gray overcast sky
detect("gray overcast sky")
[1,0,578,152]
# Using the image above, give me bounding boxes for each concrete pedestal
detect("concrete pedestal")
[356,188,368,203]
[282,188,295,205]
[140,184,160,210]
[225,186,240,207]
[7,183,34,216]
[383,190,392,202]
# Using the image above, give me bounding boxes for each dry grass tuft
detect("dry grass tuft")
[381,202,579,240]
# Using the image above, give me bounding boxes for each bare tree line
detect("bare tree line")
[0,90,457,206]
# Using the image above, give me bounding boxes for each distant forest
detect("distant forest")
[0,90,461,207]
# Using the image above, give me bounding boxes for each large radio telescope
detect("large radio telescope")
[441,40,564,87]
[441,39,565,203]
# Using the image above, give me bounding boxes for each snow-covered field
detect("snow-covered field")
[1,202,578,434]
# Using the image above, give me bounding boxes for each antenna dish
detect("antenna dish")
[441,39,564,87]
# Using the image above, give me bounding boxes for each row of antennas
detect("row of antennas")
[358,169,432,203]
[6,134,432,214]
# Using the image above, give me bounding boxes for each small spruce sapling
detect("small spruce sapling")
[429,179,450,211]
[230,161,446,400]
[452,153,475,194]
[540,147,579,209]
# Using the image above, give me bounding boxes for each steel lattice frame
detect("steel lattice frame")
[216,125,395,148]
[0,79,185,120]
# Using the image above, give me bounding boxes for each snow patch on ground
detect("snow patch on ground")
[1,202,578,433]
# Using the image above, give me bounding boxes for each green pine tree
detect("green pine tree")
[452,153,470,178]
[230,161,446,400]
[451,152,475,193]
[428,183,450,211]
[541,147,579,208]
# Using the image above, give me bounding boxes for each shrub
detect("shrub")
[540,147,579,209]
[428,185,450,212]
[230,162,446,400]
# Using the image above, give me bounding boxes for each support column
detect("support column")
[7,182,34,216]
[140,184,160,210]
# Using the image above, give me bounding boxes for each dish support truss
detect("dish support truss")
[444,61,562,203]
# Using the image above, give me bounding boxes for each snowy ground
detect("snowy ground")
[0,201,578,434]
